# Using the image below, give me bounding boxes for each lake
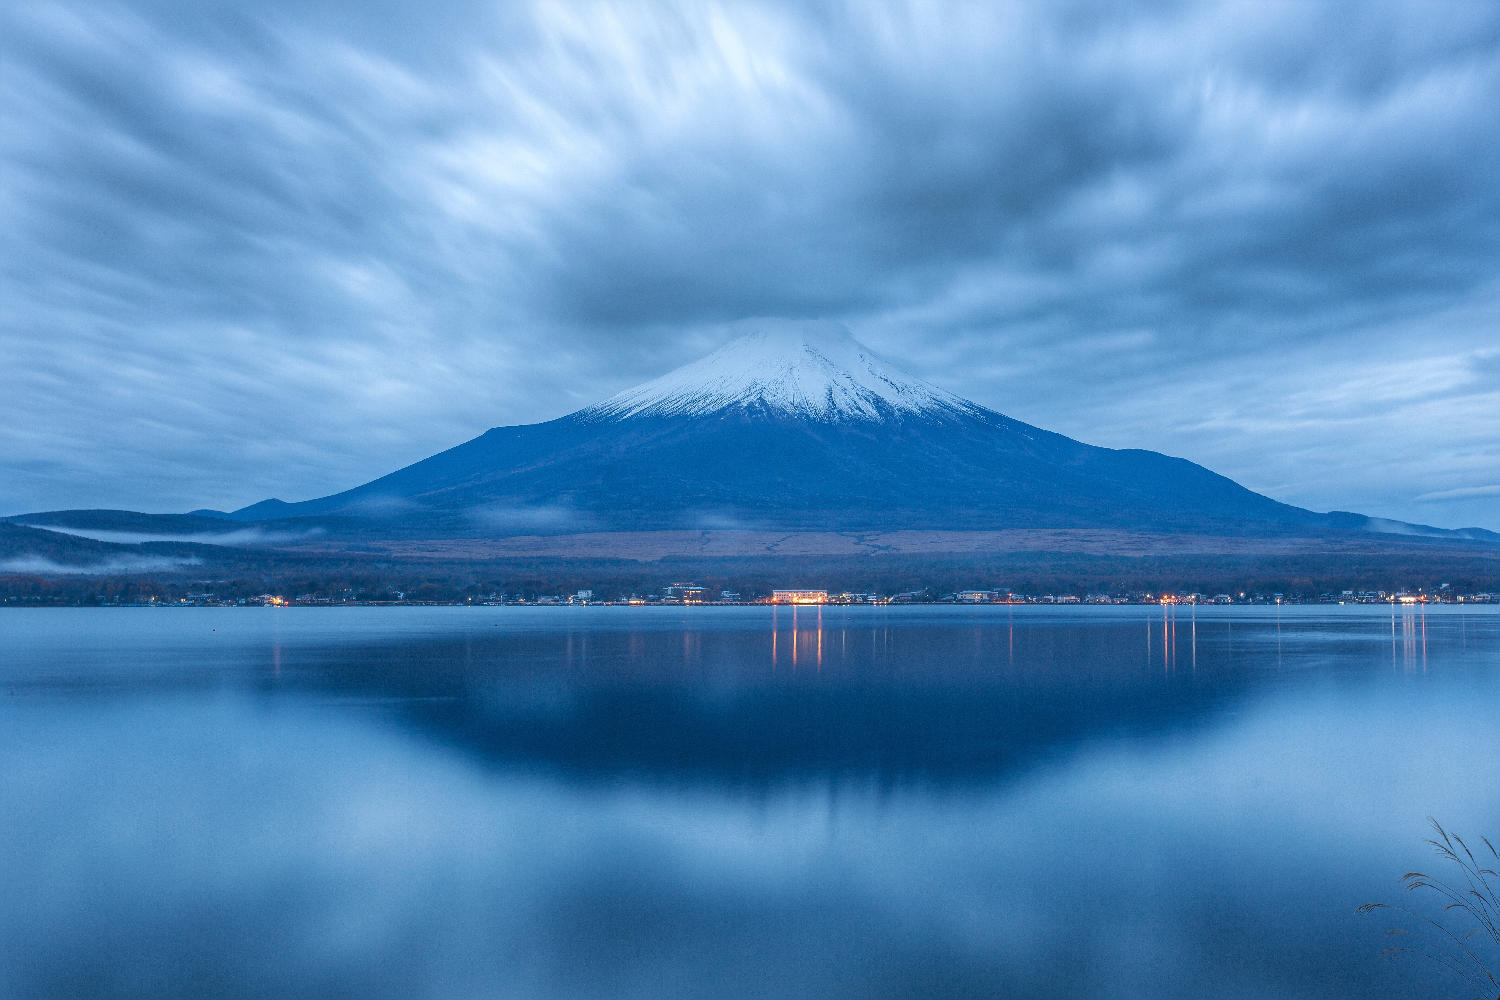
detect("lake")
[2,604,1497,998]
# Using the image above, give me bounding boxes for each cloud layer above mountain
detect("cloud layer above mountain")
[3,1,1498,526]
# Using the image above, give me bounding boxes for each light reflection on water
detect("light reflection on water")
[1,605,1498,999]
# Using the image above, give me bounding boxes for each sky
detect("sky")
[3,0,1499,529]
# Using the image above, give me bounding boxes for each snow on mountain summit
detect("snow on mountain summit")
[581,322,980,422]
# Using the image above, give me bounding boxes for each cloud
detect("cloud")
[15,525,322,546]
[0,555,201,576]
[1415,484,1500,503]
[466,504,601,534]
[2,1,1499,527]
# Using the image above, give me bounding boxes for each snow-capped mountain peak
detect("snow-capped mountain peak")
[580,322,978,422]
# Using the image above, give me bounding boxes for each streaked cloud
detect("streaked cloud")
[1415,484,1500,503]
[2,1,1498,526]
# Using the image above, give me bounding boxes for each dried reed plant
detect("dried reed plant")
[1360,819,1500,1000]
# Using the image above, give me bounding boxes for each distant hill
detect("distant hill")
[0,522,213,575]
[15,510,249,535]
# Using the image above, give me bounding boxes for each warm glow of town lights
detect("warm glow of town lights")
[770,589,829,605]
[46,584,1494,609]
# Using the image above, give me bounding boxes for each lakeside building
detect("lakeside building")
[663,583,708,603]
[771,589,829,605]
[957,589,1013,603]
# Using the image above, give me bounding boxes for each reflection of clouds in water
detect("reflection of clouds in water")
[4,685,1491,998]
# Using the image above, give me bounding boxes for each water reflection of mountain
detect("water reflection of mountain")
[264,612,1266,788]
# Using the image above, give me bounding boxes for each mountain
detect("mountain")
[207,322,1464,542]
[6,321,1496,587]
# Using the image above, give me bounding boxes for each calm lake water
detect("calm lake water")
[2,604,1497,998]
